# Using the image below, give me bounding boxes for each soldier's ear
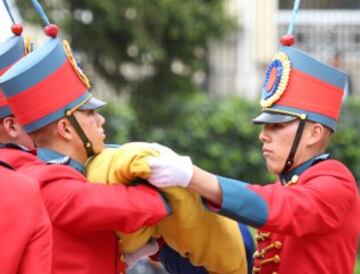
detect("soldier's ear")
[305,123,327,148]
[3,116,19,139]
[56,118,73,141]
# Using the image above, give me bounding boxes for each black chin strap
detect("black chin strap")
[65,110,95,158]
[282,119,306,173]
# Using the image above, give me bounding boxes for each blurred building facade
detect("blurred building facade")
[208,0,360,99]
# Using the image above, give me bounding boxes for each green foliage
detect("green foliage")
[101,95,360,185]
[17,0,236,128]
[355,256,360,274]
[329,97,360,184]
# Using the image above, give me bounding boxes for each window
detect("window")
[279,0,360,10]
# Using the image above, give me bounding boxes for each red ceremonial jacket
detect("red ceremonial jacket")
[0,162,52,274]
[207,157,360,274]
[0,146,170,274]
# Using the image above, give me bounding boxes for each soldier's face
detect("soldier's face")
[259,120,300,175]
[73,109,106,156]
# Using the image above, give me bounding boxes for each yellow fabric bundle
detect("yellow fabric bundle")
[86,143,247,274]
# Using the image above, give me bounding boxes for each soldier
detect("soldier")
[144,37,360,273]
[0,2,171,273]
[0,0,34,150]
[0,1,52,273]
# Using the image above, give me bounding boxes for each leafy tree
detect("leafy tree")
[17,0,236,129]
[328,97,360,184]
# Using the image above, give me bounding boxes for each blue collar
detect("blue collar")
[280,153,330,185]
[105,144,121,148]
[37,147,85,174]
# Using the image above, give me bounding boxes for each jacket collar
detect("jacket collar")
[280,153,330,185]
[0,142,31,152]
[37,147,85,174]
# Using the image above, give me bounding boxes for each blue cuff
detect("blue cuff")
[213,176,268,228]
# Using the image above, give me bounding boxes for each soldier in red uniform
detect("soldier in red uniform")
[0,161,52,274]
[0,3,52,273]
[0,0,35,150]
[143,37,360,274]
[0,2,171,273]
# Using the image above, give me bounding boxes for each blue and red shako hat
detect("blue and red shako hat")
[253,46,347,132]
[0,0,31,118]
[0,1,105,133]
[253,0,347,132]
[0,35,24,118]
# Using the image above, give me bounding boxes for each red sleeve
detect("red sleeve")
[39,166,170,234]
[18,189,52,274]
[249,160,358,236]
[0,167,52,274]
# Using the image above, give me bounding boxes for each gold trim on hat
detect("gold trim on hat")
[63,40,91,89]
[261,52,291,108]
[65,94,93,116]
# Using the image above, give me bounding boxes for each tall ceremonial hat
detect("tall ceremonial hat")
[0,0,105,133]
[252,0,347,132]
[0,0,31,118]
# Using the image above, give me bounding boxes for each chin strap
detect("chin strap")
[65,110,95,158]
[282,117,306,173]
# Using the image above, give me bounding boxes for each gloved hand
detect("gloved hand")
[124,239,159,270]
[147,143,193,188]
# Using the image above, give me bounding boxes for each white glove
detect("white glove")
[124,239,159,270]
[147,143,193,188]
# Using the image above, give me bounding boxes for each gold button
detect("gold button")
[286,175,299,186]
[274,241,282,249]
[274,254,281,263]
[253,250,263,259]
[120,255,125,262]
[291,175,299,183]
